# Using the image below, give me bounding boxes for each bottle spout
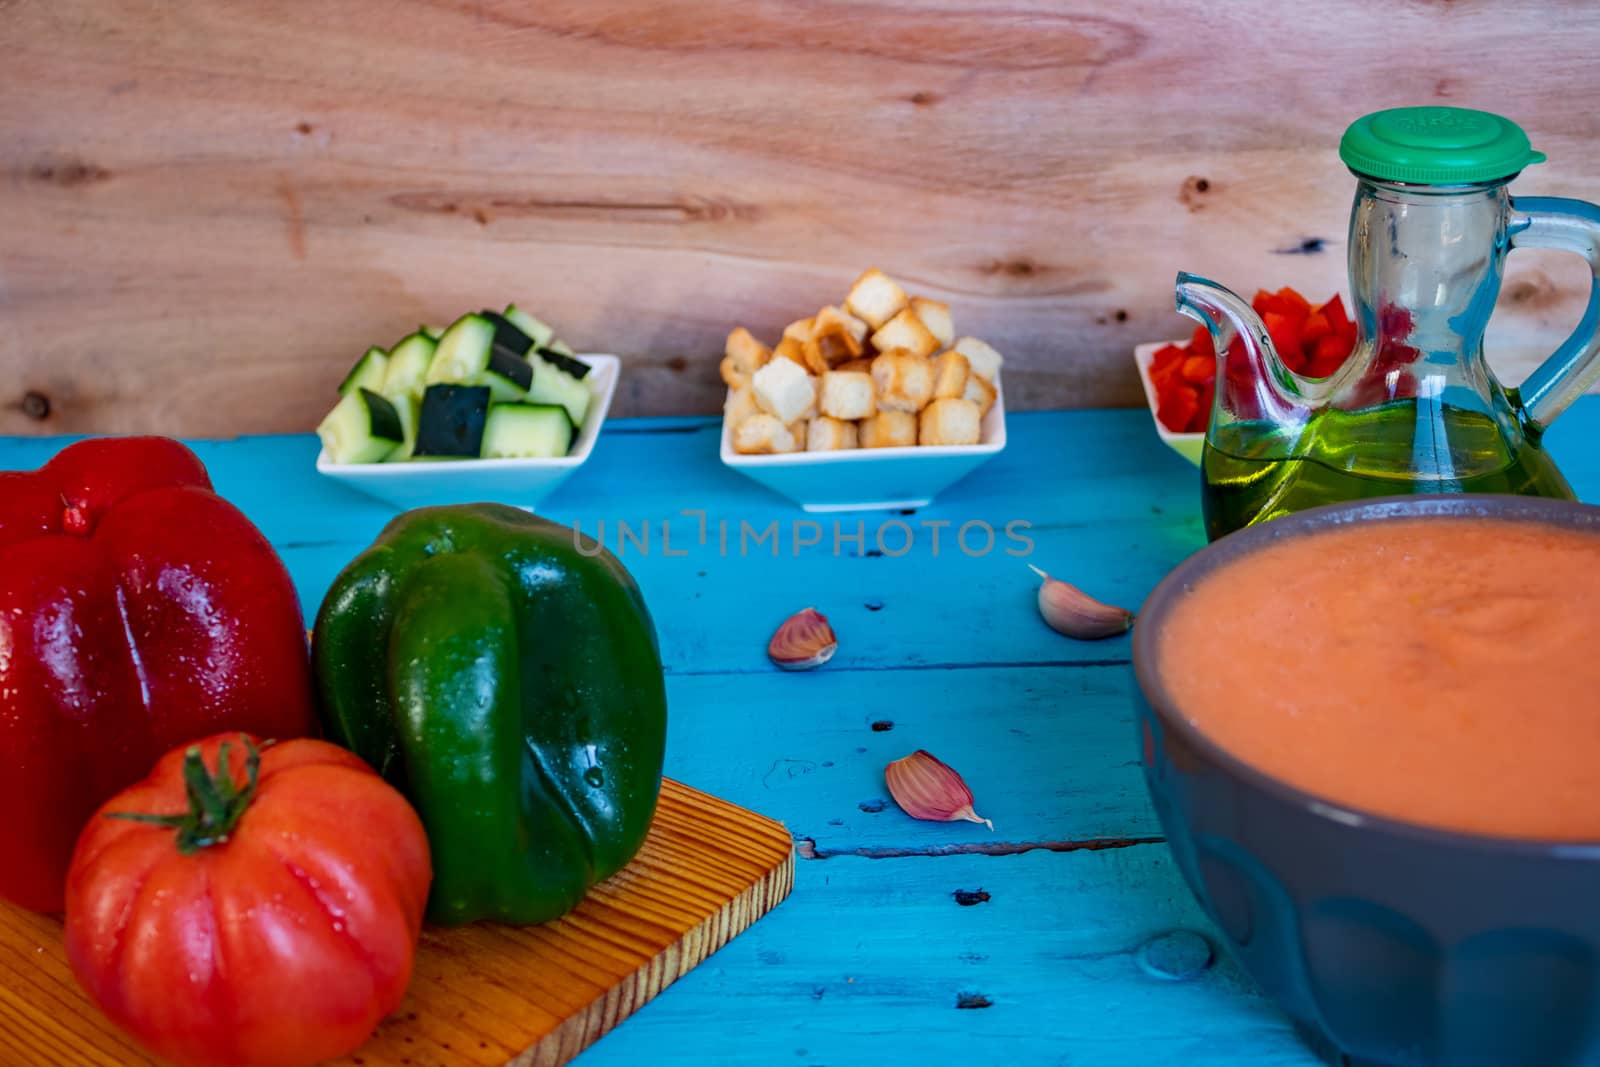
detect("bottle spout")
[1174,271,1305,425]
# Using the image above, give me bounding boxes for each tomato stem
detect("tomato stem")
[107,735,263,855]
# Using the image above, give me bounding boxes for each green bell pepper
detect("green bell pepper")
[312,504,668,926]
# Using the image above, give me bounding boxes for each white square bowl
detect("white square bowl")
[719,380,1007,512]
[315,354,620,511]
[1133,341,1205,467]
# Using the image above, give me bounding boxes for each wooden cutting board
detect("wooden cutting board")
[0,779,795,1067]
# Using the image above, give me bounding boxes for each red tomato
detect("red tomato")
[65,734,432,1067]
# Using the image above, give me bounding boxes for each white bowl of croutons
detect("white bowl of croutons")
[719,269,1007,512]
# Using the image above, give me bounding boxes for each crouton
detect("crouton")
[773,335,808,368]
[870,308,940,359]
[953,337,1003,382]
[963,373,997,419]
[734,413,801,454]
[810,305,865,367]
[858,410,918,449]
[836,357,875,375]
[725,386,761,428]
[818,370,876,420]
[726,327,772,373]
[807,416,858,452]
[910,297,954,348]
[720,356,751,391]
[871,349,934,413]
[919,398,982,447]
[845,268,910,330]
[930,350,970,400]
[817,304,868,344]
[798,338,832,376]
[752,356,817,424]
[783,317,815,344]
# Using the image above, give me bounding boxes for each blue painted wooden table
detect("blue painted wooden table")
[6,404,1597,1066]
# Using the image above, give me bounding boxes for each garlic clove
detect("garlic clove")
[1029,564,1133,640]
[884,749,993,830]
[768,607,838,670]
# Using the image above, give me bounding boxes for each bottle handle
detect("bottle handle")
[1508,196,1600,431]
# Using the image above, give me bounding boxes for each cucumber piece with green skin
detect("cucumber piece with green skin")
[527,355,591,428]
[473,345,536,403]
[382,332,438,398]
[414,384,491,457]
[482,311,535,357]
[339,347,390,396]
[535,346,591,380]
[319,387,404,464]
[502,304,555,349]
[425,314,497,385]
[482,403,574,459]
[384,392,422,462]
[421,324,445,340]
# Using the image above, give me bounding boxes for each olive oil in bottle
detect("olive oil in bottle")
[1201,402,1574,541]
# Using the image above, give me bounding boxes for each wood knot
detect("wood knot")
[666,356,688,372]
[1504,272,1561,309]
[1179,175,1212,212]
[472,208,489,226]
[869,720,894,732]
[908,90,940,107]
[955,992,993,1009]
[858,798,888,813]
[952,889,990,906]
[1274,236,1328,256]
[20,391,51,421]
[1114,308,1129,322]
[296,121,314,134]
[33,158,111,187]
[982,257,1045,278]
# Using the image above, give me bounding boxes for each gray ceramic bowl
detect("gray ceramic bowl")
[1132,495,1600,1067]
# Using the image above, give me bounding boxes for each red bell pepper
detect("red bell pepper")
[0,437,316,912]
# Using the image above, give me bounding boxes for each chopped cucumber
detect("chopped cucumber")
[414,384,491,457]
[482,403,574,459]
[535,346,591,381]
[528,355,591,428]
[473,345,535,402]
[421,323,445,340]
[502,304,555,349]
[384,392,422,462]
[338,347,389,397]
[546,339,576,358]
[425,314,496,385]
[382,332,438,399]
[318,388,403,464]
[483,311,535,357]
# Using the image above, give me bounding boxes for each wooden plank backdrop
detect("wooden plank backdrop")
[3,0,1600,436]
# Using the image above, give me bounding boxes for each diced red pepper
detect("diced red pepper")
[1319,294,1351,337]
[1300,311,1332,351]
[1188,325,1214,359]
[1263,311,1304,369]
[1156,384,1200,434]
[1180,354,1215,386]
[1274,286,1312,318]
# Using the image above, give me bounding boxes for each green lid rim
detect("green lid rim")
[1338,107,1546,186]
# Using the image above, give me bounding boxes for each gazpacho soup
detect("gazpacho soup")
[1159,516,1600,841]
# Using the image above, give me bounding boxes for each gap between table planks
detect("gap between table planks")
[0,780,795,1067]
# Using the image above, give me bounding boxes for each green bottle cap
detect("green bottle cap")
[1339,107,1546,185]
